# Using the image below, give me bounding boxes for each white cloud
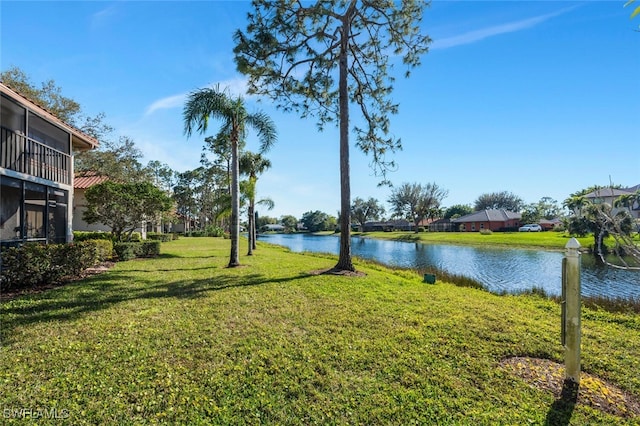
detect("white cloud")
[90,5,118,30]
[432,7,575,50]
[144,93,187,117]
[143,77,250,117]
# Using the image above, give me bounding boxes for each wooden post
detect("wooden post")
[563,237,582,383]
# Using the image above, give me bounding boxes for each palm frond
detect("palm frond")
[183,86,231,137]
[247,111,278,153]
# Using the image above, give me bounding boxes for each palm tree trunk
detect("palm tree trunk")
[251,203,257,251]
[247,202,254,256]
[334,20,355,272]
[229,124,241,267]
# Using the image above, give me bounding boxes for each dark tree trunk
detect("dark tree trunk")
[228,124,241,267]
[334,20,355,272]
[247,201,254,256]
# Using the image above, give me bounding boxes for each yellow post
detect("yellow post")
[563,237,582,383]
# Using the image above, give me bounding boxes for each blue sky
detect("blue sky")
[2,1,639,219]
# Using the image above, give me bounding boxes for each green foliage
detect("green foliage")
[474,190,524,212]
[0,242,99,291]
[73,231,114,241]
[0,66,80,124]
[444,204,473,219]
[112,241,161,261]
[112,242,139,261]
[75,136,151,183]
[146,232,173,242]
[183,85,277,267]
[626,0,640,27]
[388,182,448,232]
[234,0,431,270]
[89,239,114,262]
[522,197,564,224]
[1,238,638,423]
[367,229,594,250]
[351,197,385,229]
[301,210,336,232]
[139,241,161,257]
[279,215,298,232]
[0,65,113,139]
[83,181,173,242]
[234,1,430,180]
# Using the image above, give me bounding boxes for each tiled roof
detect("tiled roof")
[452,209,521,223]
[0,82,99,150]
[74,173,109,189]
[583,188,634,199]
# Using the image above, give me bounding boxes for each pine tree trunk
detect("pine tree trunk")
[334,21,355,272]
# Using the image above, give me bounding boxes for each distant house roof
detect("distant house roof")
[74,172,109,189]
[452,209,521,223]
[583,188,634,199]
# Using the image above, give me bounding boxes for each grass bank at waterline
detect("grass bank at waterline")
[354,230,596,250]
[1,238,639,424]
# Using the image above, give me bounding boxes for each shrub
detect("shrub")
[0,242,98,291]
[480,229,493,235]
[0,244,49,289]
[74,231,113,242]
[187,231,206,237]
[113,243,139,261]
[139,241,161,257]
[85,239,114,262]
[205,225,225,237]
[147,232,172,242]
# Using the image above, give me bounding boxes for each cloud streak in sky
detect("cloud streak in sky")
[432,7,576,50]
[144,77,249,117]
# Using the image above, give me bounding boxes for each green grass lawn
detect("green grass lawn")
[1,237,639,424]
[353,230,595,250]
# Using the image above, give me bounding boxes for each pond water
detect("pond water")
[258,233,640,300]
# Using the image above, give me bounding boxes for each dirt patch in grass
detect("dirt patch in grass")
[0,261,115,302]
[309,267,367,277]
[500,356,640,419]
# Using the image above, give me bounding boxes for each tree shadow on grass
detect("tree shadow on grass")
[1,270,312,345]
[545,379,579,426]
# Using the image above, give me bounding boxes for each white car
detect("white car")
[519,224,542,232]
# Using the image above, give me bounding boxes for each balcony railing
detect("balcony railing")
[1,126,71,185]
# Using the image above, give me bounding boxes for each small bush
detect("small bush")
[113,243,139,261]
[147,232,172,242]
[205,225,225,237]
[480,229,493,235]
[74,231,113,242]
[0,244,49,289]
[86,239,114,262]
[187,231,206,237]
[0,242,98,291]
[139,241,161,257]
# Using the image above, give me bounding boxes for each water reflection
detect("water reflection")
[259,233,640,299]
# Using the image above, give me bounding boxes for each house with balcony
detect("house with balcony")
[1,82,98,246]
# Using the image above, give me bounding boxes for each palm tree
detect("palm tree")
[240,151,272,255]
[184,86,276,267]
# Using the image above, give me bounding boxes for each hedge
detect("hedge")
[0,241,101,291]
[113,241,161,261]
